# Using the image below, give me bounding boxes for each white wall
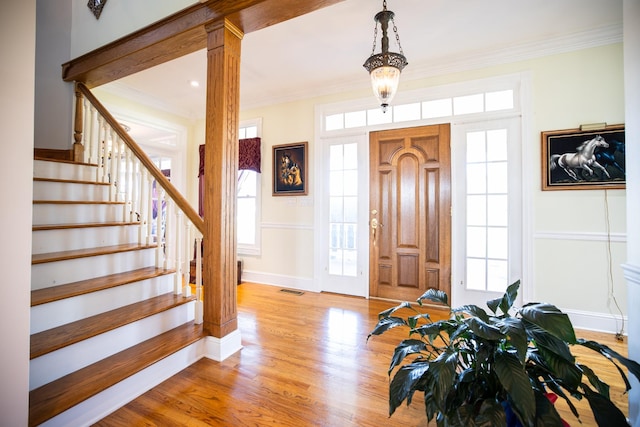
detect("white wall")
[34,0,73,150]
[623,0,640,423]
[239,44,628,329]
[0,1,35,425]
[71,0,196,57]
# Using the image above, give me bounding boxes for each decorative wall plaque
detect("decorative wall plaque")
[88,0,107,19]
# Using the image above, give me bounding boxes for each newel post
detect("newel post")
[73,83,84,163]
[202,18,243,340]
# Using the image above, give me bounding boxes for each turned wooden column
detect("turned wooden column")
[73,84,85,163]
[203,18,243,338]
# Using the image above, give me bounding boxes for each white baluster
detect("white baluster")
[110,130,120,202]
[147,174,154,246]
[155,187,165,267]
[174,210,183,295]
[122,146,132,221]
[194,234,203,324]
[183,222,193,296]
[164,197,172,270]
[131,157,140,223]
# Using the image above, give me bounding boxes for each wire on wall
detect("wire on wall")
[604,189,625,340]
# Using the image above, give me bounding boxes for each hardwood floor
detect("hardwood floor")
[95,282,630,426]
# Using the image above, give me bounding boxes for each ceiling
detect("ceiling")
[103,0,622,125]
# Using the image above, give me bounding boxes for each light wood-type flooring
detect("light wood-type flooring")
[95,282,630,426]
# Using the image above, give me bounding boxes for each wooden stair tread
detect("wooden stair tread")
[32,243,157,264]
[34,156,98,167]
[33,221,140,231]
[33,200,125,205]
[34,177,110,186]
[31,267,175,306]
[30,293,196,359]
[29,321,203,427]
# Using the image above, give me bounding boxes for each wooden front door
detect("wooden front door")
[369,124,451,301]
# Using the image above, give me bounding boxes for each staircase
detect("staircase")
[29,158,203,426]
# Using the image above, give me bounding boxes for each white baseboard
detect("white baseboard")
[202,330,243,362]
[241,270,317,292]
[563,308,628,335]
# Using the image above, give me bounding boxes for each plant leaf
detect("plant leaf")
[534,342,583,391]
[367,316,407,340]
[477,399,507,427]
[579,363,610,399]
[464,316,505,341]
[526,322,575,363]
[430,348,459,406]
[581,382,630,427]
[578,339,640,387]
[389,362,430,416]
[487,280,520,315]
[417,288,449,306]
[389,339,427,375]
[497,317,528,364]
[377,301,412,319]
[520,303,577,344]
[532,390,566,427]
[495,350,535,427]
[453,304,491,322]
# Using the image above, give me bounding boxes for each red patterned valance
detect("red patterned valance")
[198,137,261,177]
[238,137,261,173]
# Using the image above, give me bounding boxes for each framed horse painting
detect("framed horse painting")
[272,141,308,196]
[541,124,625,190]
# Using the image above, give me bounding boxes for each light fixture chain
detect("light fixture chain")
[370,24,378,56]
[391,18,404,55]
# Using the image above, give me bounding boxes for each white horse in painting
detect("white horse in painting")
[549,135,610,181]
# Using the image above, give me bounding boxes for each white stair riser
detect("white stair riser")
[29,301,195,390]
[30,274,175,334]
[33,203,125,225]
[33,180,110,202]
[32,225,141,254]
[31,249,157,290]
[34,159,98,182]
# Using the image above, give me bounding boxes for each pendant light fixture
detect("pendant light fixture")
[363,0,408,113]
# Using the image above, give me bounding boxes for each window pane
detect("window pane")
[393,103,421,122]
[330,197,344,222]
[487,227,508,259]
[486,90,514,112]
[238,128,246,139]
[345,111,366,128]
[487,162,508,193]
[487,195,508,226]
[237,171,256,197]
[454,93,484,115]
[466,258,486,290]
[467,163,486,194]
[367,108,393,125]
[237,198,255,244]
[344,196,357,223]
[330,145,343,171]
[467,226,486,258]
[329,248,343,275]
[245,126,258,138]
[330,224,343,249]
[422,98,452,118]
[487,129,508,161]
[466,131,486,163]
[343,250,357,277]
[343,170,358,196]
[343,143,358,169]
[326,114,344,131]
[467,195,487,226]
[344,224,357,250]
[487,260,508,292]
[330,171,344,196]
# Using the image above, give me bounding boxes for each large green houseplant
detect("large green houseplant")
[368,281,640,427]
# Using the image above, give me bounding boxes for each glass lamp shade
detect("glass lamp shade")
[370,65,401,112]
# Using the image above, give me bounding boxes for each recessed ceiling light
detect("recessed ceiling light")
[189,80,200,88]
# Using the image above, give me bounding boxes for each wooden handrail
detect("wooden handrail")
[75,82,204,234]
